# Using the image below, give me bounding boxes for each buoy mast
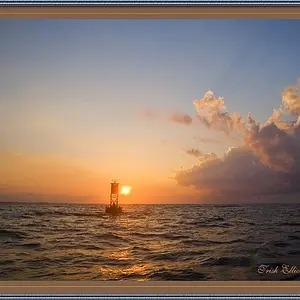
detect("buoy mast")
[110,180,119,207]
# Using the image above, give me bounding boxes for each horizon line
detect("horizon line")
[0,200,297,205]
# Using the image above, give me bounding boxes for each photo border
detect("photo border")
[0,295,300,299]
[2,6,300,18]
[1,0,300,6]
[1,281,300,294]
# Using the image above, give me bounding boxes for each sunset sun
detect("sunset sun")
[120,186,132,195]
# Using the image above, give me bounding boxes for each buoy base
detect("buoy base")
[105,205,123,215]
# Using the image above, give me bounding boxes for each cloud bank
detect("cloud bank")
[174,78,300,199]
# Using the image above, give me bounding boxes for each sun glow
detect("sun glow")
[120,186,132,195]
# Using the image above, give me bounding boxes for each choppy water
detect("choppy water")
[1,203,300,280]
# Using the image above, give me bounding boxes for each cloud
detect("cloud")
[244,122,300,173]
[185,148,204,158]
[175,146,300,198]
[194,90,246,134]
[174,78,300,200]
[282,78,300,116]
[170,112,193,125]
[139,109,194,126]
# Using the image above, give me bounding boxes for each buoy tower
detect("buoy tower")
[105,180,123,214]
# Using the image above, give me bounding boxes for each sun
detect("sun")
[120,186,132,195]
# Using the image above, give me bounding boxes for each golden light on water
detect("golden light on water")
[120,186,132,195]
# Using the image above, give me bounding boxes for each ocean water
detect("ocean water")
[1,203,300,280]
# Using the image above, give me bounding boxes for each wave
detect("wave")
[199,222,233,228]
[272,241,290,248]
[287,249,300,255]
[146,249,210,262]
[281,222,300,226]
[132,232,189,239]
[200,255,253,267]
[17,242,42,249]
[288,235,300,241]
[94,232,128,242]
[179,237,251,247]
[0,229,27,240]
[28,210,105,218]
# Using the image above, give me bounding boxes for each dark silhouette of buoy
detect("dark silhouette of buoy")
[105,180,123,215]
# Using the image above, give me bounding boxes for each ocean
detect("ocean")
[1,203,300,281]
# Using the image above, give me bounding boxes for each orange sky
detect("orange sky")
[0,150,204,204]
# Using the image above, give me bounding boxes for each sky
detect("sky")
[1,20,300,204]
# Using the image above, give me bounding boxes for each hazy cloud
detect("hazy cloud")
[140,108,158,118]
[170,113,193,125]
[193,137,221,144]
[139,109,194,126]
[185,148,204,158]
